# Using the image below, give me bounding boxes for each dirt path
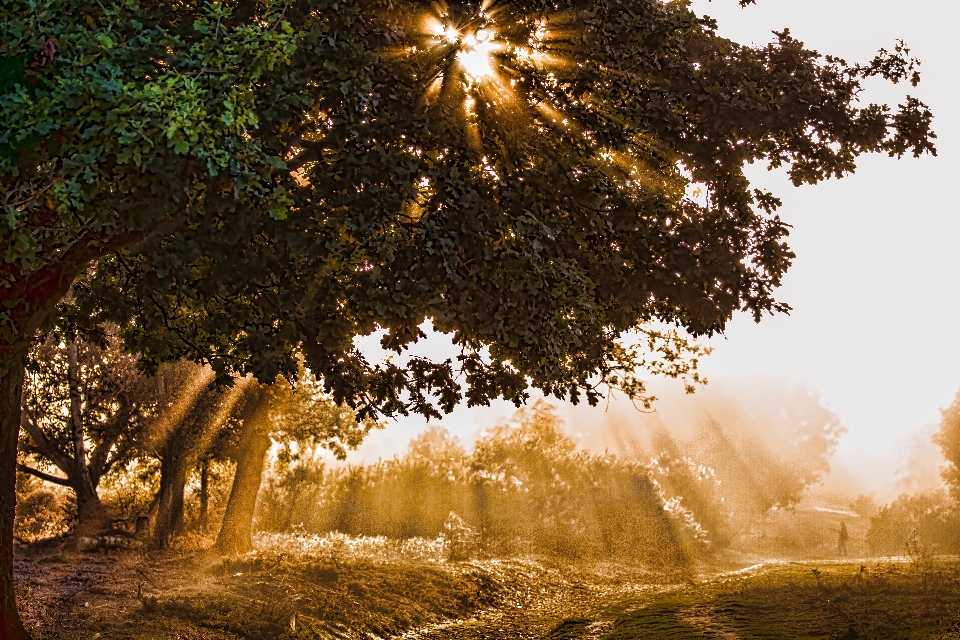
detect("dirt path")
[397,562,688,640]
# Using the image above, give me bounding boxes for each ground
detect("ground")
[13,536,960,639]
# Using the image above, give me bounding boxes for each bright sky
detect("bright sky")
[685,0,960,495]
[347,0,959,500]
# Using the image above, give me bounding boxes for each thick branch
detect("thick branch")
[18,416,74,477]
[87,435,117,486]
[0,229,144,363]
[15,464,72,488]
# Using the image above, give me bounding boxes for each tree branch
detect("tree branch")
[16,464,72,487]
[19,414,74,475]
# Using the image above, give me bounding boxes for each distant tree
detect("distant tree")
[646,382,845,543]
[934,391,960,499]
[866,489,960,555]
[705,384,843,515]
[851,494,879,520]
[0,0,937,636]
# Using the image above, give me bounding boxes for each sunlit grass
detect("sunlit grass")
[553,559,960,640]
[254,530,451,563]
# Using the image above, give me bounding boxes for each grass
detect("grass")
[20,532,960,640]
[549,558,960,639]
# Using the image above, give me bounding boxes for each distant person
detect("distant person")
[838,521,849,556]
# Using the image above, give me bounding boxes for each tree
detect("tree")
[935,391,960,498]
[214,371,377,553]
[0,0,936,635]
[141,362,231,548]
[17,334,153,534]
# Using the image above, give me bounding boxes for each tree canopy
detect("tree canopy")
[4,0,935,412]
[0,0,937,636]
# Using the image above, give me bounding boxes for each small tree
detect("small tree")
[17,334,154,533]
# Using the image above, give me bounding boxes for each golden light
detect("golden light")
[457,29,501,80]
[412,8,577,152]
[442,25,460,44]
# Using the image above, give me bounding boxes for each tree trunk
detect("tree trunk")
[153,442,190,549]
[74,479,110,537]
[215,427,271,554]
[0,220,144,640]
[0,348,33,640]
[199,460,209,532]
[66,341,110,536]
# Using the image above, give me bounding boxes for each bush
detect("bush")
[255,402,693,565]
[14,473,70,541]
[866,490,960,555]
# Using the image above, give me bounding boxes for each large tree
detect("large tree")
[0,0,936,636]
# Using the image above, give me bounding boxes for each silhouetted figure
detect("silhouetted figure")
[838,521,849,556]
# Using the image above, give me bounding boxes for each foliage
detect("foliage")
[96,457,160,521]
[0,0,935,419]
[244,368,383,460]
[866,489,960,556]
[257,401,692,563]
[935,390,960,498]
[13,473,68,542]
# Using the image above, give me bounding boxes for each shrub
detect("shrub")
[255,402,693,565]
[866,490,960,555]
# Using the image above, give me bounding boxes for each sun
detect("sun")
[423,15,507,83]
[456,29,501,80]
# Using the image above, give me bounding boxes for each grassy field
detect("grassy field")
[550,558,960,640]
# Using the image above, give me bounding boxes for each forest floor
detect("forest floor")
[13,536,960,639]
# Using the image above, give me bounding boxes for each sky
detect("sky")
[683,0,960,495]
[345,0,960,501]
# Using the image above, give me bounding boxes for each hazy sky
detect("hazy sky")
[683,0,959,492]
[348,0,959,499]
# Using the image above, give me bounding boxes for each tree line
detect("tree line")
[16,330,377,552]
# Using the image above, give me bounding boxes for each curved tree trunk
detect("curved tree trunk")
[215,427,271,554]
[152,442,190,549]
[0,349,33,640]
